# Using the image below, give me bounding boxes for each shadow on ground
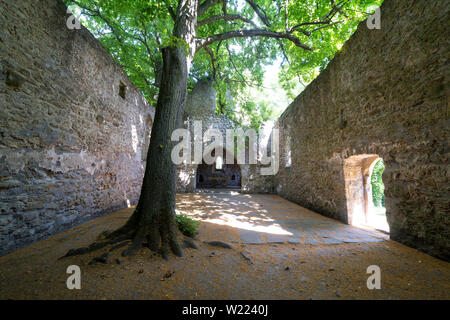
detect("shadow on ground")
[0,193,448,299]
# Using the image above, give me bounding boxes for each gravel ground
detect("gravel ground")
[0,193,448,300]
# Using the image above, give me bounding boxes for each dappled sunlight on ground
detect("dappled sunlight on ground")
[0,193,448,300]
[176,192,388,246]
[177,193,292,236]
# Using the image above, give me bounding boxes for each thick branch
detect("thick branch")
[225,43,250,86]
[197,29,312,52]
[198,14,256,27]
[198,0,222,16]
[222,0,227,15]
[245,0,271,27]
[204,46,217,81]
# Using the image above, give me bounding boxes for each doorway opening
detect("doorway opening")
[344,154,389,233]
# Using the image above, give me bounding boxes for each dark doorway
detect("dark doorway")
[196,155,241,189]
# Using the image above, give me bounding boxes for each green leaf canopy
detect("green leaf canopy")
[65,0,383,130]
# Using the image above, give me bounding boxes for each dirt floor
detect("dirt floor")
[0,193,449,300]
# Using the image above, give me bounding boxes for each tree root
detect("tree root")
[183,237,198,249]
[205,241,233,249]
[59,226,198,262]
[109,240,131,252]
[88,252,110,265]
[58,232,131,260]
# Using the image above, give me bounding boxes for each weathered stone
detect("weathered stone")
[22,211,40,221]
[0,179,22,189]
[0,215,12,226]
[176,80,274,194]
[0,0,155,256]
[287,238,301,244]
[264,235,288,244]
[274,0,449,260]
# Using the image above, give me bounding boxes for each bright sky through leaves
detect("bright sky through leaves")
[66,0,383,130]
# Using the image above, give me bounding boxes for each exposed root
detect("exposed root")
[59,232,131,259]
[88,252,110,265]
[170,236,184,257]
[183,237,198,249]
[108,240,130,253]
[121,228,145,257]
[205,241,233,249]
[59,206,198,262]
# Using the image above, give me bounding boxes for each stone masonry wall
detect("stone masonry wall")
[176,80,273,193]
[275,0,449,260]
[0,0,154,255]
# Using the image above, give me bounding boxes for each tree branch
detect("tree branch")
[198,14,257,27]
[222,0,228,15]
[288,0,350,34]
[68,1,160,89]
[198,0,223,16]
[204,45,217,81]
[244,0,271,27]
[225,43,244,83]
[225,43,271,90]
[197,29,312,52]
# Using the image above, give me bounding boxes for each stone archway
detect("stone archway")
[196,148,241,190]
[344,154,389,233]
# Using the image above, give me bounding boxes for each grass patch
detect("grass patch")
[176,213,200,238]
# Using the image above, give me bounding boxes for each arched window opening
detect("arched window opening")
[216,156,223,171]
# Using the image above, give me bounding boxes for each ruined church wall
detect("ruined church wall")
[0,0,154,255]
[275,0,449,259]
[176,80,272,194]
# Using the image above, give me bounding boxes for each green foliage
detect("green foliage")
[64,0,383,129]
[278,0,384,98]
[371,158,385,208]
[64,0,176,105]
[175,213,200,238]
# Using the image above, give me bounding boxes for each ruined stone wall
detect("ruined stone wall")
[176,109,242,193]
[176,80,273,193]
[275,0,449,260]
[0,0,154,255]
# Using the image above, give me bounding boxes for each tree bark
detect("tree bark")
[61,0,315,262]
[119,0,199,259]
[61,0,202,261]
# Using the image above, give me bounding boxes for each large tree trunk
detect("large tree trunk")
[121,48,188,258]
[62,0,199,261]
[118,0,199,259]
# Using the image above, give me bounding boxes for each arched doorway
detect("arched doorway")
[344,154,389,233]
[196,149,241,190]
